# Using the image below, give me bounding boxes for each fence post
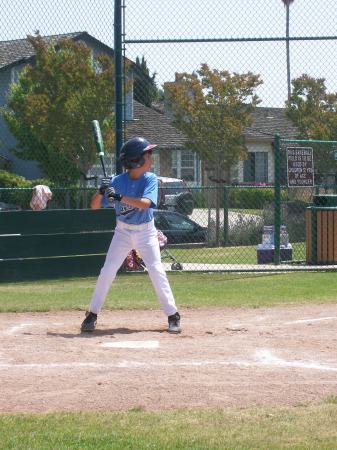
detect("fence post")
[311,207,317,264]
[223,186,229,246]
[274,134,281,264]
[114,0,123,174]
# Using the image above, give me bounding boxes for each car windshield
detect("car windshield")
[164,214,195,231]
[162,182,186,195]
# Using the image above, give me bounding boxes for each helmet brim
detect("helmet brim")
[143,144,157,152]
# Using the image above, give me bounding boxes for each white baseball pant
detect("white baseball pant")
[89,219,178,316]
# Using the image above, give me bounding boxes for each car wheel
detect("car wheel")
[171,262,183,271]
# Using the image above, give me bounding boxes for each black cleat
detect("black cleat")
[168,312,181,334]
[81,311,97,332]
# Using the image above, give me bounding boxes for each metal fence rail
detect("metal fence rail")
[1,1,337,276]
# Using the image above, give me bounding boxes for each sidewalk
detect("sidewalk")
[162,262,337,272]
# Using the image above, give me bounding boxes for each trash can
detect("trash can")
[257,225,293,264]
[306,195,337,264]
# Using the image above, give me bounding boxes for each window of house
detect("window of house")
[146,151,159,174]
[171,151,178,178]
[243,152,268,183]
[171,149,197,182]
[93,59,102,74]
[11,67,20,84]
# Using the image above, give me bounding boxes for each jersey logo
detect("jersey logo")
[119,204,137,216]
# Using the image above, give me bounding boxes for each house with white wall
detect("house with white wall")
[241,107,298,184]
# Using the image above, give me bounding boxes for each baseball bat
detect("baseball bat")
[92,120,107,177]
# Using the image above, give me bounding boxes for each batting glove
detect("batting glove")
[99,177,112,195]
[105,186,123,202]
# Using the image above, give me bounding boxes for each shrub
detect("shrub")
[192,186,289,210]
[0,170,57,208]
[207,212,263,246]
[228,213,263,246]
[263,200,308,243]
[0,170,31,207]
[48,187,96,209]
[0,170,31,188]
[282,200,308,243]
[229,187,287,209]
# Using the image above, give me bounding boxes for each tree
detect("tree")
[3,34,117,185]
[286,74,337,180]
[282,0,295,101]
[166,64,262,182]
[133,56,159,107]
[166,64,262,243]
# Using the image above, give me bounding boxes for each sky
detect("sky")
[1,0,337,107]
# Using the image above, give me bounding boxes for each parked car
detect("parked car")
[0,201,21,211]
[157,176,194,216]
[154,209,207,244]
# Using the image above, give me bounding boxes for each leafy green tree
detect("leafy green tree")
[133,56,159,107]
[286,74,337,181]
[166,64,262,243]
[3,34,116,185]
[166,64,262,183]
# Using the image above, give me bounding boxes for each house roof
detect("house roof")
[125,101,186,148]
[0,32,115,71]
[1,33,298,143]
[245,107,298,140]
[127,102,298,148]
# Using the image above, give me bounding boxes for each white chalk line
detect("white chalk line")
[254,349,337,371]
[0,349,336,372]
[284,316,337,325]
[1,314,335,336]
[1,316,336,372]
[2,323,34,335]
[0,322,67,336]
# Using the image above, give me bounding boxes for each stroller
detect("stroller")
[122,229,183,272]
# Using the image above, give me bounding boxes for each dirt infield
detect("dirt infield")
[1,304,336,413]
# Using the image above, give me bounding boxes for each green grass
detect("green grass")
[1,271,337,448]
[0,403,337,449]
[170,242,306,264]
[1,271,337,312]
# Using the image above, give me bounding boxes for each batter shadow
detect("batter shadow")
[47,327,166,338]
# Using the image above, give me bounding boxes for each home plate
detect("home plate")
[101,340,159,349]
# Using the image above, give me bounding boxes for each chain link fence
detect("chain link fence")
[1,1,337,273]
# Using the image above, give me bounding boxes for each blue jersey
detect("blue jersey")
[103,172,158,225]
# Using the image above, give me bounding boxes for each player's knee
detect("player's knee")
[146,262,164,274]
[99,264,118,278]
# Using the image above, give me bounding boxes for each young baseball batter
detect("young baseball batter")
[81,137,181,334]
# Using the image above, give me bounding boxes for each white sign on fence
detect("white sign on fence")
[286,147,314,187]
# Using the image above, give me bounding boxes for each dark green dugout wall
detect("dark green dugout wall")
[0,209,116,282]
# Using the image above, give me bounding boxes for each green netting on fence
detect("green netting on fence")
[1,1,337,274]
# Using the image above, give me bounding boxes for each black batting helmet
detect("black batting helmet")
[119,137,157,169]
